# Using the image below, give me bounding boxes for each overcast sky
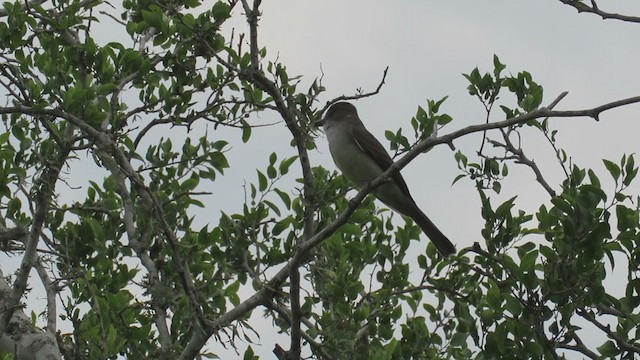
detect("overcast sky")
[216,0,640,255]
[4,1,640,358]
[213,1,640,357]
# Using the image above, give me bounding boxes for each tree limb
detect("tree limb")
[557,0,640,23]
[0,269,61,359]
[578,309,640,354]
[264,298,334,360]
[0,139,71,336]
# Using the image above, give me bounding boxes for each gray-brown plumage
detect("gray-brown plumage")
[318,102,455,256]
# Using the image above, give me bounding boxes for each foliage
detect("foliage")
[0,1,639,360]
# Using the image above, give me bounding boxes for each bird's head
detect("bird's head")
[315,102,358,127]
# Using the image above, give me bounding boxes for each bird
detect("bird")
[316,101,456,257]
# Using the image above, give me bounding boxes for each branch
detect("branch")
[320,66,389,114]
[491,128,557,197]
[238,0,318,254]
[237,8,318,359]
[289,267,302,359]
[0,269,61,359]
[557,331,599,359]
[264,299,334,360]
[114,176,173,349]
[578,309,640,354]
[483,88,565,196]
[0,226,28,245]
[34,260,57,335]
[0,137,71,335]
[0,106,211,337]
[557,0,640,23]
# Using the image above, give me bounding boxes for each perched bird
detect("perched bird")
[317,102,455,257]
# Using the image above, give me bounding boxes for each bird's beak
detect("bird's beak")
[314,118,325,127]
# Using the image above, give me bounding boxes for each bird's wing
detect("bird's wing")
[351,125,413,197]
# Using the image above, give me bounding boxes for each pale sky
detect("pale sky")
[3,1,640,359]
[213,1,640,357]
[218,0,640,257]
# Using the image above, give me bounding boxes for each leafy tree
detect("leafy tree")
[0,0,639,359]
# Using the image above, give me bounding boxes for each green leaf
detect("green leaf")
[623,154,637,186]
[486,279,501,309]
[85,217,105,242]
[267,165,277,179]
[257,170,267,192]
[202,353,220,359]
[97,83,118,95]
[492,181,501,194]
[520,250,538,272]
[141,9,163,29]
[263,199,281,216]
[495,196,516,217]
[504,295,522,316]
[243,346,257,360]
[212,1,232,21]
[341,223,362,236]
[274,188,291,209]
[551,197,573,215]
[493,54,506,78]
[452,173,466,185]
[241,121,252,143]
[210,152,229,172]
[597,340,618,357]
[603,159,621,182]
[616,205,638,232]
[7,197,21,217]
[225,281,240,296]
[272,217,291,235]
[279,156,298,175]
[587,169,600,187]
[182,176,199,191]
[524,342,543,357]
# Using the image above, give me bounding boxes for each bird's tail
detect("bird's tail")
[412,208,456,257]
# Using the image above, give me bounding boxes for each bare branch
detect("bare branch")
[0,269,61,359]
[578,309,640,354]
[0,139,71,335]
[0,226,28,244]
[557,331,599,359]
[320,67,389,115]
[115,177,173,349]
[558,0,640,23]
[492,128,557,197]
[289,267,302,359]
[34,260,57,334]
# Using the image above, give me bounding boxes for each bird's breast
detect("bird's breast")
[325,125,383,187]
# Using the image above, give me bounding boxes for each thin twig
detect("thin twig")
[495,128,557,197]
[34,259,57,333]
[320,67,389,115]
